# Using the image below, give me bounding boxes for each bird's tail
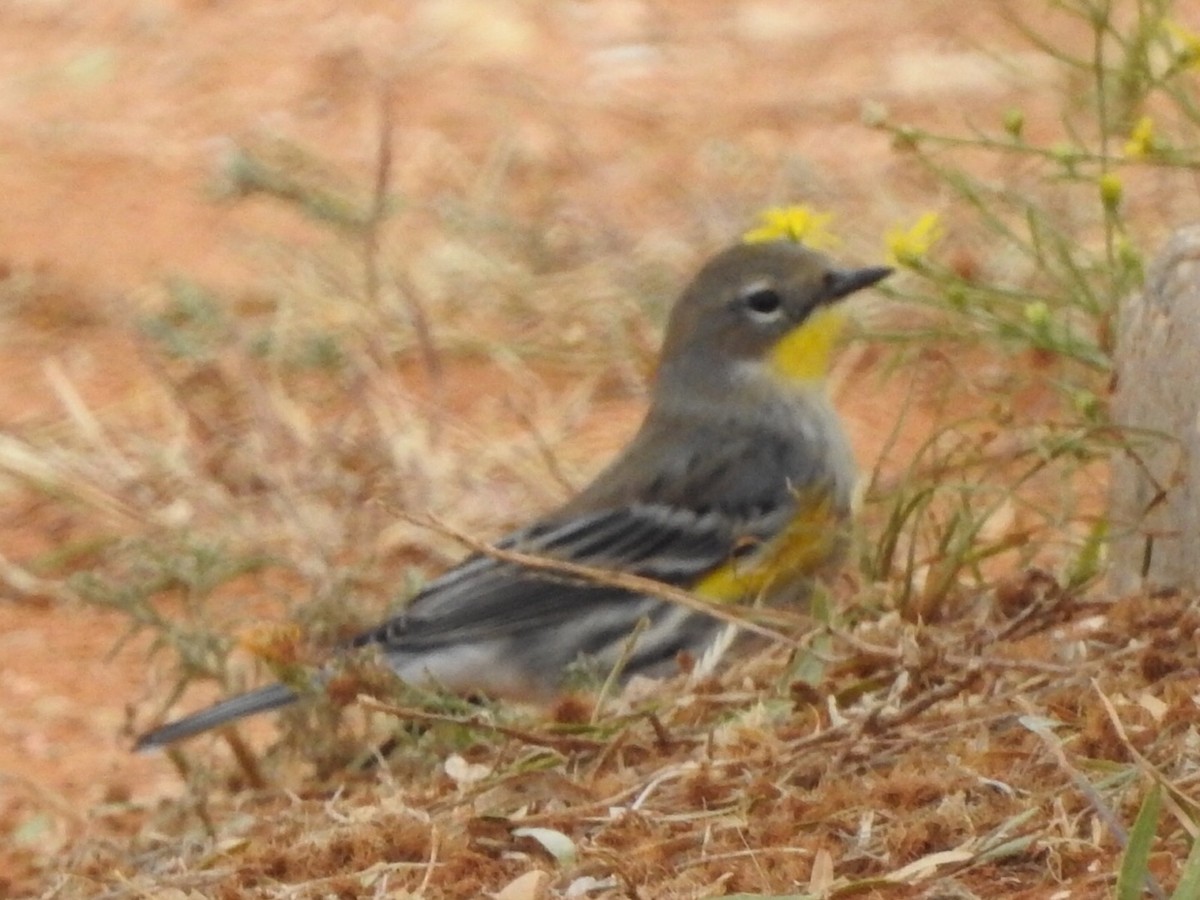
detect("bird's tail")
[133,682,297,752]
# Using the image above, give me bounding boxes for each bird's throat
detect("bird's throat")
[768,307,844,384]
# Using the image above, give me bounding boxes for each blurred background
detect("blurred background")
[4,1,1200,894]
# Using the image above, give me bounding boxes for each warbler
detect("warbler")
[134,239,890,751]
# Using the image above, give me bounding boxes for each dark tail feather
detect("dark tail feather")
[134,682,298,752]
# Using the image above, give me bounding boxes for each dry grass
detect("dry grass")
[21,586,1200,898]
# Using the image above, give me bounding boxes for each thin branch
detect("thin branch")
[395,510,810,647]
[355,695,604,752]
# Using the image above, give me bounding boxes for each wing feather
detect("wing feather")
[352,501,784,652]
[352,420,821,654]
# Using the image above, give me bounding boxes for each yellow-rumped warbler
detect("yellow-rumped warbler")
[134,240,890,750]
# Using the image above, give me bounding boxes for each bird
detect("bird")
[134,239,891,751]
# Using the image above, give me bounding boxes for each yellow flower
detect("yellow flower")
[1116,237,1143,278]
[1002,108,1025,139]
[1023,300,1050,327]
[1165,20,1200,69]
[885,212,944,268]
[1124,116,1157,160]
[743,206,839,249]
[1071,389,1101,421]
[1098,172,1123,213]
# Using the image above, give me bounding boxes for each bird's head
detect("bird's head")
[658,241,891,390]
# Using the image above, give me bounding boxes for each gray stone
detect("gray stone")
[1109,225,1200,594]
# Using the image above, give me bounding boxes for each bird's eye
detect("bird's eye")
[738,283,783,318]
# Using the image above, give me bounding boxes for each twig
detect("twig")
[592,616,649,722]
[864,670,980,735]
[0,550,76,605]
[362,80,392,314]
[355,695,605,752]
[583,723,634,785]
[504,395,579,496]
[829,624,1077,675]
[223,729,269,790]
[396,510,807,647]
[0,772,87,827]
[1018,700,1168,900]
[1093,680,1200,832]
[165,747,218,840]
[363,79,441,387]
[417,825,439,895]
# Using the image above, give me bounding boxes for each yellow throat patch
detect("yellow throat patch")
[768,306,844,383]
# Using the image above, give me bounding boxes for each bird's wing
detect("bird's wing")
[351,501,779,652]
[352,417,819,654]
[135,502,768,750]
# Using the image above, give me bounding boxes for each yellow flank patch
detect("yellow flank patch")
[768,307,844,383]
[694,492,840,604]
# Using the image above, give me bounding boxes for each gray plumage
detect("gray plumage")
[134,241,889,751]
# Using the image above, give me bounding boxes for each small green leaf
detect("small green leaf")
[1117,781,1162,900]
[1171,830,1200,900]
